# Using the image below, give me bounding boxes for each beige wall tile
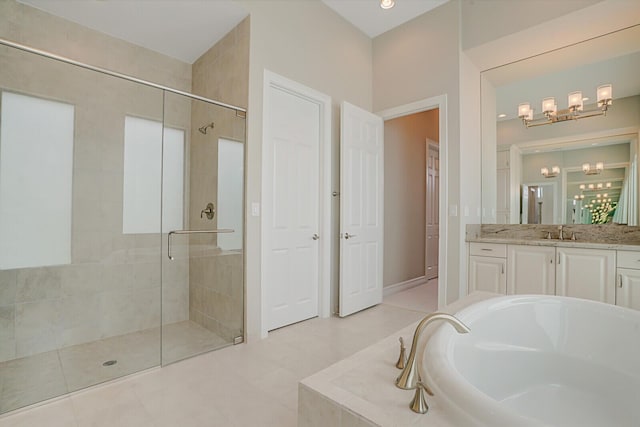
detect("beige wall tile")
[15,268,62,303]
[0,270,17,305]
[14,300,61,357]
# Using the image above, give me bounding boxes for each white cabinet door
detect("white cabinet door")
[507,245,556,295]
[469,256,506,294]
[556,247,615,303]
[616,268,640,310]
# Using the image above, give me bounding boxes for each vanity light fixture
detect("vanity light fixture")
[579,184,586,190]
[588,184,595,190]
[606,182,612,188]
[582,162,604,175]
[380,0,395,9]
[541,165,560,178]
[518,84,612,128]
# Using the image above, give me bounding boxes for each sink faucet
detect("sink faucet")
[396,312,470,391]
[558,225,564,241]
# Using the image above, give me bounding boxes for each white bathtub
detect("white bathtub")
[423,295,640,426]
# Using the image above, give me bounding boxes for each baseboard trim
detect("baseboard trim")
[383,276,428,297]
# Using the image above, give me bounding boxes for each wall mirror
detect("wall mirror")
[481,24,640,226]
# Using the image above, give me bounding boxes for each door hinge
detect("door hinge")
[619,274,623,288]
[233,336,244,345]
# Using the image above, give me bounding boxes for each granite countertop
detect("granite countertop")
[467,237,640,251]
[299,292,498,427]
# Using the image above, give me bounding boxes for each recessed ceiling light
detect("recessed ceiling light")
[380,0,395,9]
[498,113,507,118]
[582,97,589,101]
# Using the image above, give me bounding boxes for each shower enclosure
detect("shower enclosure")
[0,40,245,414]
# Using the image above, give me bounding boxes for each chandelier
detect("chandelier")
[518,84,612,128]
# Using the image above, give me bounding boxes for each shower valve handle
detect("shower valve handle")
[201,202,215,220]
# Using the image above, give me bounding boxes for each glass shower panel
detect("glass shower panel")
[161,92,245,364]
[0,45,163,413]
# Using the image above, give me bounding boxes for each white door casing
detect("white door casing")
[339,101,384,317]
[262,71,331,334]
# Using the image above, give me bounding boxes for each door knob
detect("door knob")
[344,233,356,239]
[312,234,319,240]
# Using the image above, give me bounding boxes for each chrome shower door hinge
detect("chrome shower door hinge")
[233,336,244,345]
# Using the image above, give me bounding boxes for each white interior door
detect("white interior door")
[339,101,384,317]
[426,141,439,280]
[263,79,323,331]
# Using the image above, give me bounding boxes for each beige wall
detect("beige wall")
[383,110,438,287]
[236,0,373,338]
[373,1,464,304]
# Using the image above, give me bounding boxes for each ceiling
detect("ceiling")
[321,0,448,38]
[17,0,447,64]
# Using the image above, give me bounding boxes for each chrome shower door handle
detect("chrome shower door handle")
[344,232,356,240]
[167,229,234,260]
[312,234,319,240]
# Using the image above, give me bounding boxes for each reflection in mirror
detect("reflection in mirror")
[482,25,640,226]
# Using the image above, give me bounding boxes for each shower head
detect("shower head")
[198,122,215,135]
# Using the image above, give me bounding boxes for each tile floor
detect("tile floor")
[0,281,437,426]
[0,321,229,414]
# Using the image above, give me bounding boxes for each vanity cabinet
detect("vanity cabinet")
[556,247,616,304]
[507,245,556,295]
[468,243,506,294]
[616,251,640,310]
[468,243,619,305]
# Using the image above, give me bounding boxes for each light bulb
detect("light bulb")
[380,0,395,9]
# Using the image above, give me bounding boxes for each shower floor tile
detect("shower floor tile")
[59,328,161,391]
[162,320,229,364]
[0,320,226,414]
[0,350,67,414]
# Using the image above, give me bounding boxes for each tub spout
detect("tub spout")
[396,312,470,391]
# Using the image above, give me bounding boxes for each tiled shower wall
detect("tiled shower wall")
[0,0,192,363]
[188,17,249,340]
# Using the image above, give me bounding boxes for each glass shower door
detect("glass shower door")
[0,43,164,414]
[161,92,245,364]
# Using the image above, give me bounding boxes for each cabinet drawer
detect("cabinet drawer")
[617,250,640,269]
[469,242,507,258]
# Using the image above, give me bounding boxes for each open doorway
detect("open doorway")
[381,108,439,312]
